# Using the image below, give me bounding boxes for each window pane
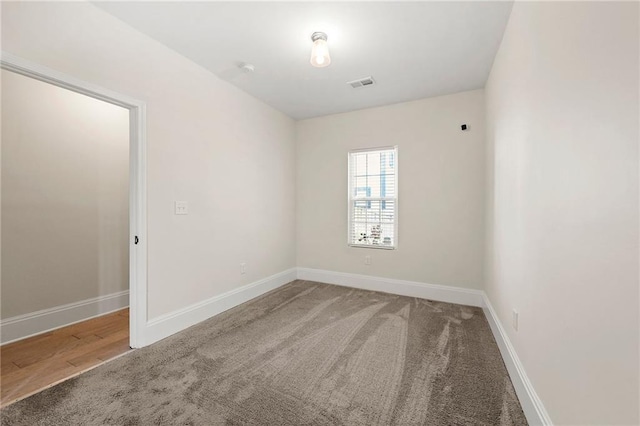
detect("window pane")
[353,177,368,197]
[349,147,397,247]
[350,200,395,246]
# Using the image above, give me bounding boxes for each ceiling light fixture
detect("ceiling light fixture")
[310,32,331,68]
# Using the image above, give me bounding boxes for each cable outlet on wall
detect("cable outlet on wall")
[240,263,247,275]
[364,255,371,266]
[512,309,519,332]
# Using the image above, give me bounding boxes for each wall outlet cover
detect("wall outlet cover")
[175,201,188,215]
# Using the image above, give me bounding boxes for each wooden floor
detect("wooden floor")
[0,309,130,407]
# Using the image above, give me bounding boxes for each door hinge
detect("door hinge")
[134,236,139,245]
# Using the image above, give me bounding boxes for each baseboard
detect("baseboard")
[143,268,297,346]
[13,268,545,425]
[482,295,553,426]
[296,267,484,307]
[1,290,129,345]
[297,267,550,425]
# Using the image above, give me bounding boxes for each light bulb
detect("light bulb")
[310,32,331,68]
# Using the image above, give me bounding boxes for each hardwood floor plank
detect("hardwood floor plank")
[66,331,129,368]
[1,359,80,405]
[12,334,103,369]
[30,309,128,339]
[70,313,126,339]
[92,318,129,339]
[97,338,130,361]
[0,309,130,408]
[1,332,69,360]
[0,360,21,376]
[1,331,54,349]
[3,335,81,368]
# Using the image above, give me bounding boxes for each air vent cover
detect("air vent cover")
[347,76,375,89]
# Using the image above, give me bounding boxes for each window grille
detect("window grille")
[348,147,397,249]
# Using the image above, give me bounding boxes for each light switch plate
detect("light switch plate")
[175,201,188,215]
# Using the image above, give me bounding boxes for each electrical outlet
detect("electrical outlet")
[364,255,371,266]
[240,263,246,275]
[175,201,188,215]
[512,310,519,331]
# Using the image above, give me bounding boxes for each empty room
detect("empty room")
[0,1,638,426]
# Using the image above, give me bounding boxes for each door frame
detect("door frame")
[1,52,147,348]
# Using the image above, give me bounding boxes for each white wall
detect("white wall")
[1,2,296,321]
[1,69,129,319]
[4,3,638,423]
[485,2,639,425]
[297,90,485,289]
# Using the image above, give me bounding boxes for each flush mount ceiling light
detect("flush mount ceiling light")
[310,32,331,68]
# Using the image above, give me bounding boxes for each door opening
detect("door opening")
[1,52,147,350]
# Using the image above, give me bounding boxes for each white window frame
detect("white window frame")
[347,146,398,250]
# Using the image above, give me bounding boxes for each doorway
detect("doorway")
[0,53,147,404]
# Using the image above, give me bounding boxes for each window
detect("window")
[348,146,397,249]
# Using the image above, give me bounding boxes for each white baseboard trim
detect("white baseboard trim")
[1,290,129,345]
[482,295,553,426]
[17,268,543,426]
[143,268,297,346]
[296,267,484,307]
[296,267,550,425]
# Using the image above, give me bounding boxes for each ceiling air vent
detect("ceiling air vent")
[347,76,375,89]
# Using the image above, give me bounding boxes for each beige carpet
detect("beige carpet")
[1,280,527,425]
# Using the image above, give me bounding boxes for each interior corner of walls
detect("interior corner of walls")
[296,268,485,308]
[296,92,487,293]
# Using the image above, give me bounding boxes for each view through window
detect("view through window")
[348,147,397,248]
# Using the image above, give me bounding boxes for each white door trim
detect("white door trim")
[1,51,148,348]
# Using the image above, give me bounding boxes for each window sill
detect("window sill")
[349,244,396,250]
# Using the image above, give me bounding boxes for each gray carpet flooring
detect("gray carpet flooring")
[1,280,527,425]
